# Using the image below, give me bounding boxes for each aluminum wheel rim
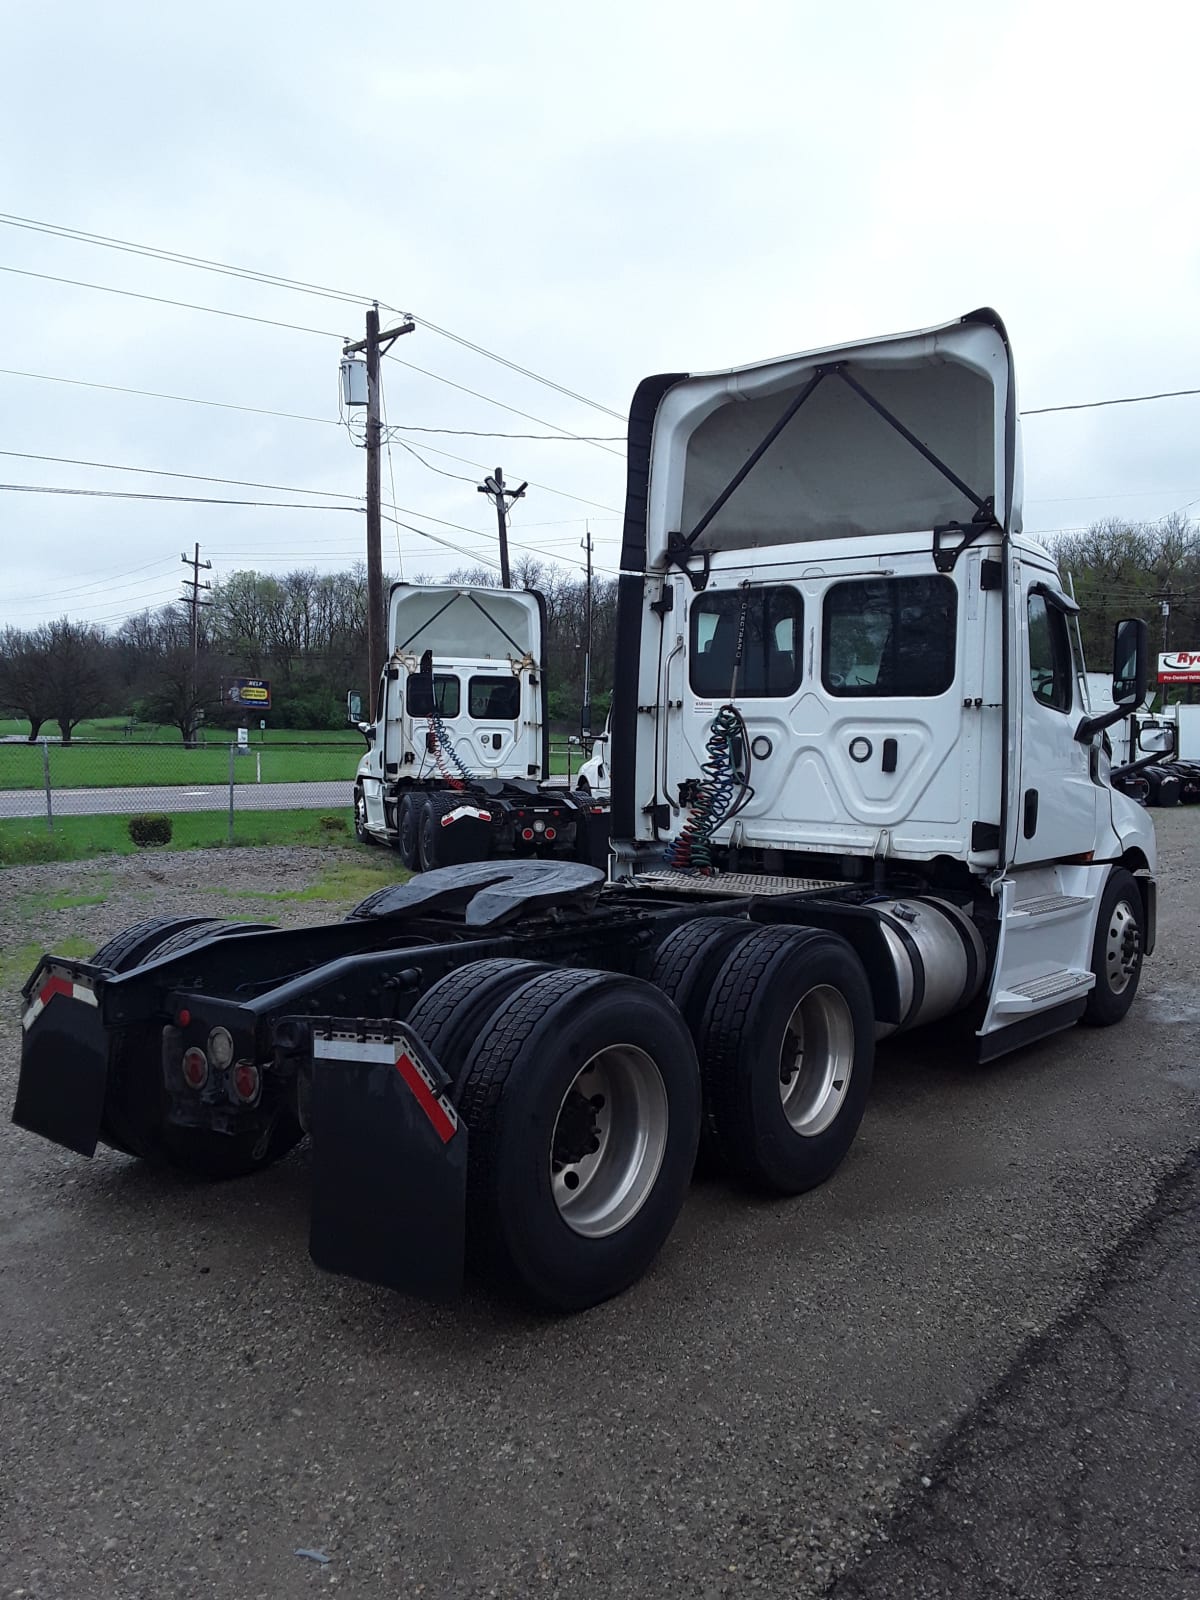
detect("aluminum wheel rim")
[1105,899,1141,995]
[778,984,855,1137]
[550,1045,669,1238]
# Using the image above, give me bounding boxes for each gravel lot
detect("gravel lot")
[2,825,1198,1599]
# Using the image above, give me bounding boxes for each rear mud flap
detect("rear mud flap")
[306,1021,468,1302]
[13,964,108,1157]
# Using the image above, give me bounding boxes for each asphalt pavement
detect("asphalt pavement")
[1,814,1198,1599]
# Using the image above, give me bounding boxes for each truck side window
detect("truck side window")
[822,576,957,697]
[406,674,460,718]
[1028,592,1073,713]
[469,675,520,719]
[689,587,803,698]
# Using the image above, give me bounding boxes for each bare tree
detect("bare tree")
[40,619,112,744]
[0,626,56,740]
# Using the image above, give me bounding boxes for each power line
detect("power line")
[385,349,626,457]
[0,366,340,427]
[1021,387,1200,416]
[0,263,347,339]
[0,212,371,306]
[0,482,361,511]
[7,554,179,604]
[0,368,621,510]
[395,424,625,440]
[0,211,623,417]
[0,448,362,502]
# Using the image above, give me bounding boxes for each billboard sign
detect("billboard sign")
[227,677,272,709]
[1157,652,1200,685]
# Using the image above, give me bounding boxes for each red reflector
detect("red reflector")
[177,1008,191,1027]
[182,1047,208,1090]
[232,1061,260,1103]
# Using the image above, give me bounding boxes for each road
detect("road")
[0,778,351,818]
[0,814,1197,1599]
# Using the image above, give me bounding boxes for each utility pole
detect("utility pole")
[581,521,594,741]
[342,305,415,691]
[477,468,527,589]
[180,543,212,748]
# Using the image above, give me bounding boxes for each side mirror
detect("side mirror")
[346,689,363,724]
[1138,722,1176,756]
[1112,617,1149,708]
[1076,617,1151,743]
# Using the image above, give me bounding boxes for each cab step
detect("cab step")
[990,967,1094,1015]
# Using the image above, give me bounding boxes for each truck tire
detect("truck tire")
[456,968,701,1311]
[418,792,486,871]
[1083,868,1145,1026]
[647,915,758,1035]
[353,786,373,844]
[397,792,420,870]
[93,916,235,1156]
[405,957,552,1092]
[697,925,874,1195]
[647,915,760,1174]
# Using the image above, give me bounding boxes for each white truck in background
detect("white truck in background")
[350,583,608,870]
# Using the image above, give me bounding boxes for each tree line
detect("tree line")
[5,518,1191,745]
[0,559,617,743]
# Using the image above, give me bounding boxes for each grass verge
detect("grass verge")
[0,810,361,867]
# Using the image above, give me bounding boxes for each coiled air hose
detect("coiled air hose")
[428,712,472,788]
[665,703,748,871]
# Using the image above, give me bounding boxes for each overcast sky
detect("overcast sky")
[2,0,1197,633]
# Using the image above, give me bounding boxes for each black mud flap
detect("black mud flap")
[306,1020,468,1302]
[12,961,110,1157]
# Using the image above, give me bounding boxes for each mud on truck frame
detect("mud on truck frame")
[14,309,1159,1312]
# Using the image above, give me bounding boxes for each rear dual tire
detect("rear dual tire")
[409,962,701,1311]
[650,920,875,1196]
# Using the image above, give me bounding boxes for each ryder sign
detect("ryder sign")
[1158,651,1200,684]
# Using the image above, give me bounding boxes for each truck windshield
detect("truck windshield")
[822,576,957,697]
[469,675,520,719]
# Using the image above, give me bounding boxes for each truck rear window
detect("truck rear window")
[469,675,521,719]
[689,587,803,698]
[822,576,957,697]
[406,673,460,718]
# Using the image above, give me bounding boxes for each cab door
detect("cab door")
[1009,566,1097,864]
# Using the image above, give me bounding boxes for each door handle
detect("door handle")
[1023,788,1039,838]
[881,737,898,774]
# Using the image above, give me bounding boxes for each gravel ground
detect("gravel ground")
[1,824,1198,1599]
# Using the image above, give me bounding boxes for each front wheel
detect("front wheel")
[353,786,371,843]
[1083,868,1145,1025]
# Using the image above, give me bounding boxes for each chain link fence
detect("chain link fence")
[0,734,585,856]
[0,737,360,845]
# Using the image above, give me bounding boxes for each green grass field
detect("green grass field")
[0,809,360,866]
[0,717,356,745]
[0,739,359,790]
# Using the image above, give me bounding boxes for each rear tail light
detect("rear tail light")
[207,1027,234,1070]
[521,827,535,841]
[545,827,556,841]
[182,1047,209,1091]
[231,1060,261,1105]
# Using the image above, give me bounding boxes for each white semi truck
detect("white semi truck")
[14,308,1162,1313]
[350,582,607,870]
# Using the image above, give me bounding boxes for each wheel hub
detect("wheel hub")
[1105,900,1141,995]
[549,1045,669,1239]
[778,983,855,1138]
